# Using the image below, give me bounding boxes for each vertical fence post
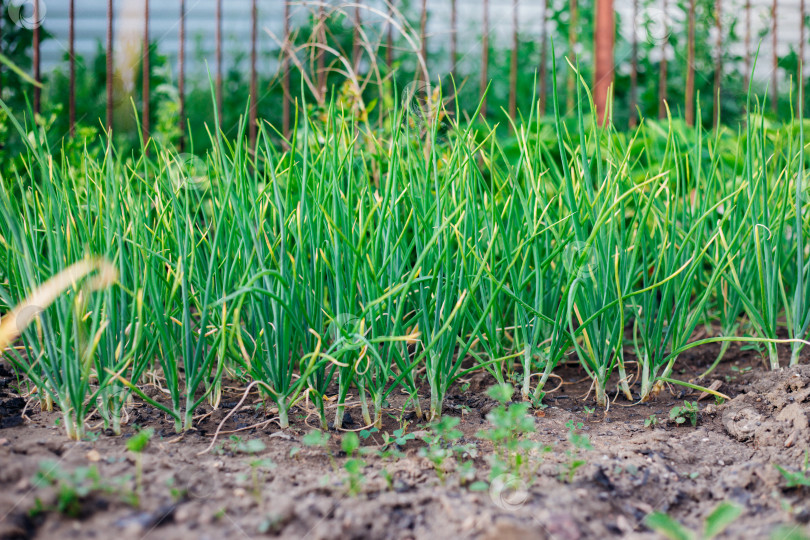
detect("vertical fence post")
[33,0,40,116]
[744,0,751,92]
[539,0,548,115]
[386,1,394,68]
[107,0,114,133]
[771,0,778,113]
[798,0,805,114]
[143,0,151,146]
[69,0,76,137]
[0,4,3,100]
[658,0,668,119]
[594,0,614,126]
[629,0,638,128]
[283,0,291,141]
[566,0,577,112]
[713,0,722,128]
[509,0,518,122]
[353,1,362,70]
[179,0,186,151]
[250,0,258,151]
[450,0,457,83]
[317,4,325,99]
[216,0,223,127]
[685,0,695,126]
[420,0,427,82]
[481,0,489,118]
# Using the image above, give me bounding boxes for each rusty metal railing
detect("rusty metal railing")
[4,0,810,145]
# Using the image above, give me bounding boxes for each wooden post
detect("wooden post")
[771,0,778,113]
[629,0,638,127]
[594,0,614,125]
[658,0,668,119]
[179,0,186,151]
[250,0,258,151]
[33,0,40,115]
[216,0,223,126]
[685,0,695,126]
[283,0,291,140]
[539,0,549,115]
[69,0,76,137]
[509,0,518,121]
[713,0,722,128]
[481,0,489,117]
[566,0,577,112]
[143,0,151,145]
[106,0,114,133]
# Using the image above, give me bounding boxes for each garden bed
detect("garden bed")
[2,346,809,540]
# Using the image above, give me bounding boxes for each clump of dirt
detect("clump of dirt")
[1,354,809,539]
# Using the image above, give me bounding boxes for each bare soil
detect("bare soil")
[1,345,810,540]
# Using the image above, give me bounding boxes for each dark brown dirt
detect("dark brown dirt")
[1,346,810,540]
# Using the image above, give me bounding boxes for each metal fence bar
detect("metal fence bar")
[798,0,806,114]
[685,0,695,126]
[629,0,638,128]
[713,0,722,127]
[566,0,577,112]
[143,0,151,146]
[69,0,76,137]
[106,0,114,132]
[658,0,668,119]
[317,4,325,99]
[744,0,751,92]
[249,0,258,151]
[353,1,362,70]
[33,0,41,115]
[217,0,223,126]
[450,0,457,82]
[386,1,394,68]
[21,0,810,140]
[481,0,489,117]
[0,5,3,100]
[509,0,518,122]
[283,0,291,140]
[594,0,614,125]
[539,0,548,114]
[179,0,186,151]
[772,0,778,113]
[420,0,427,82]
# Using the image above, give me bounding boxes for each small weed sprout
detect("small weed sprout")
[645,501,742,539]
[644,414,658,428]
[560,420,592,483]
[420,416,464,483]
[774,451,810,488]
[303,430,337,472]
[670,402,700,427]
[341,432,365,495]
[31,462,132,517]
[235,439,266,455]
[477,384,538,481]
[126,427,153,505]
[249,458,275,502]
